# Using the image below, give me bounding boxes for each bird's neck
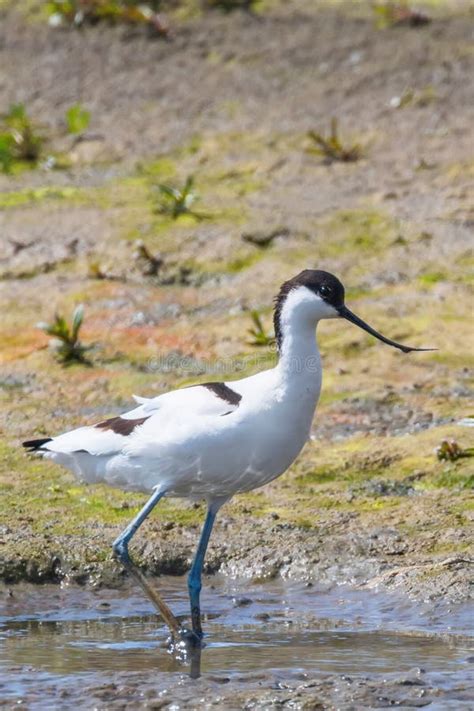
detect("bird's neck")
[273,287,321,377]
[276,320,321,380]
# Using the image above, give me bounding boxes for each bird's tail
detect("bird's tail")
[23,438,52,451]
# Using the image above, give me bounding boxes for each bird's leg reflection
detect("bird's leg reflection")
[189,644,202,679]
[112,488,183,640]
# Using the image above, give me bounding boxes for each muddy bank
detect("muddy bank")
[1,481,472,606]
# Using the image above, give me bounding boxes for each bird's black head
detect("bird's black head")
[274,270,344,349]
[290,269,345,309]
[274,269,434,354]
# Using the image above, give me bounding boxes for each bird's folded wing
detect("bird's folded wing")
[36,382,241,457]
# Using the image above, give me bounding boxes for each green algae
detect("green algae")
[418,271,448,285]
[425,468,474,491]
[323,208,400,256]
[225,250,265,273]
[138,157,178,181]
[0,186,86,209]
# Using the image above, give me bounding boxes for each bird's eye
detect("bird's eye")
[319,285,331,298]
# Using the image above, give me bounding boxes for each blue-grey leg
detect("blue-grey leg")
[188,499,223,638]
[112,488,182,638]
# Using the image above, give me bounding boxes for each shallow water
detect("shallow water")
[1,576,473,708]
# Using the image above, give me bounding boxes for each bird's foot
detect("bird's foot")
[167,627,203,660]
[181,627,204,648]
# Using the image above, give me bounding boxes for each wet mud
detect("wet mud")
[1,576,473,709]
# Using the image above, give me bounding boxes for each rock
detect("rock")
[242,227,290,247]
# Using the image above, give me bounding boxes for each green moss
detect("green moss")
[345,285,371,301]
[312,495,347,510]
[324,208,399,256]
[449,497,474,515]
[427,468,474,490]
[225,250,265,273]
[418,271,447,285]
[296,467,339,485]
[352,496,404,513]
[455,251,474,270]
[176,134,203,157]
[206,165,265,197]
[430,352,473,367]
[296,462,395,489]
[138,157,178,181]
[0,186,86,209]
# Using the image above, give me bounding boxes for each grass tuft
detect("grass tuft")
[436,439,473,463]
[47,1,171,36]
[154,175,201,219]
[247,310,274,347]
[372,2,431,29]
[65,103,91,135]
[308,118,362,163]
[37,305,93,365]
[0,104,43,173]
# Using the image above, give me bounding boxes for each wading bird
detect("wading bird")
[23,270,431,650]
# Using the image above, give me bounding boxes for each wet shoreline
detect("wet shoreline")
[1,576,473,709]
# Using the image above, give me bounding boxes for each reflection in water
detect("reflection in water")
[0,576,472,700]
[189,645,202,680]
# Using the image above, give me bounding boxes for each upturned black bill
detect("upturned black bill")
[337,305,435,353]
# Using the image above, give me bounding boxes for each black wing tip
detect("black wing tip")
[22,437,52,451]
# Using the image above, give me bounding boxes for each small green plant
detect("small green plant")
[0,135,14,173]
[47,1,170,36]
[155,175,198,219]
[66,103,91,135]
[372,2,430,29]
[0,104,43,172]
[247,310,274,347]
[37,305,92,365]
[436,439,473,463]
[308,118,362,163]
